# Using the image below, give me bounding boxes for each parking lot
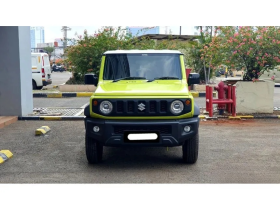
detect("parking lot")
[1,119,280,183]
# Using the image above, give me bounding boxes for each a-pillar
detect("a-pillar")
[0,26,33,116]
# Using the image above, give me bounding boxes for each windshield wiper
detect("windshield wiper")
[112,77,146,82]
[148,76,180,82]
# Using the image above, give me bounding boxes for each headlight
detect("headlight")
[99,100,113,114]
[170,100,184,114]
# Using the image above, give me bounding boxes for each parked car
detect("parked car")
[31,53,52,90]
[52,63,66,72]
[83,50,201,164]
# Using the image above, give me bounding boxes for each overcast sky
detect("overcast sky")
[43,26,197,43]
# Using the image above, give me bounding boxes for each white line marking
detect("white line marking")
[74,102,89,116]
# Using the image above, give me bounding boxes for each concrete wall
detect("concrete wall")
[236,81,274,114]
[0,26,33,116]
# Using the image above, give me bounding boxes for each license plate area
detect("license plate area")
[124,131,160,143]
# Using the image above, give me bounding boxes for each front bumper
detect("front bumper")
[85,117,199,147]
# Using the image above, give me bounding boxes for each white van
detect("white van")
[31,53,52,90]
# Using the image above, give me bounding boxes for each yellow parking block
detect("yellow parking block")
[47,93,62,98]
[191,92,199,97]
[278,115,280,119]
[35,126,51,136]
[198,115,206,119]
[0,150,13,164]
[228,116,241,120]
[238,115,254,119]
[42,117,62,121]
[76,92,93,97]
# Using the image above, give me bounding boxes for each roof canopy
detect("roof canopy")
[137,34,199,41]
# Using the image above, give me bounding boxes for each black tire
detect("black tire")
[36,86,43,90]
[182,133,199,164]
[85,135,103,164]
[32,80,37,90]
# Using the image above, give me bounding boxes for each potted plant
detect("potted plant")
[203,26,280,114]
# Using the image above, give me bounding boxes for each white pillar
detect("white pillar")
[0,26,33,116]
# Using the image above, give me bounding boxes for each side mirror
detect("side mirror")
[188,73,200,85]
[85,73,98,86]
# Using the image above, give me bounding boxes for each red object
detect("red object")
[206,83,236,117]
[186,68,192,91]
[214,81,228,110]
[41,68,45,78]
[54,42,58,47]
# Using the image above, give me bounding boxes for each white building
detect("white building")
[30,26,45,48]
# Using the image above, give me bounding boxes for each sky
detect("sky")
[43,26,197,43]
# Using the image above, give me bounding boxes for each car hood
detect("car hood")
[94,80,190,96]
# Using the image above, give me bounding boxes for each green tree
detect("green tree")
[44,46,55,61]
[203,26,280,81]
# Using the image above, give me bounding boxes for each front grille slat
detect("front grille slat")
[114,125,172,134]
[117,101,124,113]
[149,101,156,113]
[127,101,134,113]
[160,101,167,112]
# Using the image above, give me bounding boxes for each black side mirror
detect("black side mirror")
[188,73,200,85]
[85,73,98,86]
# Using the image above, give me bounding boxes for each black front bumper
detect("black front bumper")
[85,117,200,147]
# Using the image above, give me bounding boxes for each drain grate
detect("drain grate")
[31,108,84,116]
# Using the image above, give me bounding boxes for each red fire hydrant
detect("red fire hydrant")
[214,81,228,115]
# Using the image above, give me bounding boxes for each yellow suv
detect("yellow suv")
[84,50,200,164]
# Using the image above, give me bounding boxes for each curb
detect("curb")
[18,116,85,121]
[19,115,280,121]
[33,92,93,98]
[33,92,215,98]
[0,150,13,164]
[191,92,217,98]
[199,115,280,120]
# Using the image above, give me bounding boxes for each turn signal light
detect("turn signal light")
[185,100,191,105]
[93,100,98,106]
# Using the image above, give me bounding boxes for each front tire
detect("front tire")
[85,135,103,164]
[182,133,199,164]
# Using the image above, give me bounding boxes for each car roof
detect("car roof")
[103,50,183,54]
[31,53,48,56]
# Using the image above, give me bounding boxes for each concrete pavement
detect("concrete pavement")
[1,119,280,183]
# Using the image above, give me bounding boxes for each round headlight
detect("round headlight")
[170,100,184,114]
[100,100,113,114]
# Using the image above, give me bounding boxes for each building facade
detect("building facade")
[30,26,45,48]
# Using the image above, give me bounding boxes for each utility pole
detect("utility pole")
[61,26,71,67]
[180,26,182,35]
[61,26,71,49]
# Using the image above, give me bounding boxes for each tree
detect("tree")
[185,26,217,84]
[203,26,280,81]
[44,46,55,61]
[65,26,191,84]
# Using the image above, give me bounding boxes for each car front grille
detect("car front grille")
[92,99,192,116]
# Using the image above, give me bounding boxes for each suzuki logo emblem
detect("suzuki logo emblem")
[138,103,145,111]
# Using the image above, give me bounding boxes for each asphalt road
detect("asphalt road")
[1,119,280,183]
[47,71,72,86]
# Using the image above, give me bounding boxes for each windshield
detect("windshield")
[103,53,182,81]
